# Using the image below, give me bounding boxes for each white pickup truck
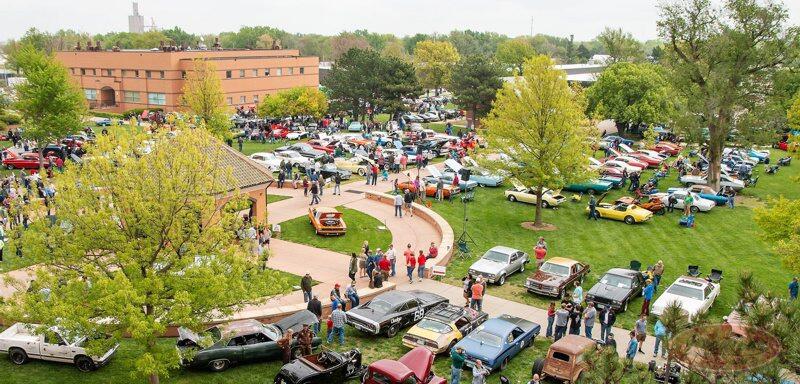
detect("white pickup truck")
[0,323,119,372]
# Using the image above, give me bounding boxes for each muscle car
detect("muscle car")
[275,143,326,159]
[176,311,321,372]
[679,173,745,191]
[0,323,119,372]
[298,163,352,180]
[334,155,374,176]
[652,191,715,213]
[585,268,645,312]
[505,180,566,208]
[363,347,446,384]
[423,165,478,191]
[468,246,529,286]
[588,195,653,224]
[525,257,590,298]
[249,152,282,172]
[273,348,366,384]
[275,150,312,168]
[603,159,643,173]
[455,315,540,371]
[309,207,346,236]
[652,142,682,156]
[346,290,449,338]
[651,276,720,322]
[397,181,459,199]
[2,152,55,170]
[347,122,364,132]
[667,185,729,206]
[608,155,649,170]
[402,304,488,354]
[443,159,504,187]
[563,179,613,195]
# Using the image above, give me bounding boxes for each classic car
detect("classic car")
[468,246,529,286]
[402,304,488,354]
[423,165,478,191]
[563,179,613,195]
[635,149,670,161]
[275,150,312,169]
[346,290,449,338]
[308,207,347,236]
[2,152,55,170]
[298,163,352,181]
[585,268,646,312]
[589,195,653,224]
[651,276,720,322]
[401,145,436,160]
[397,180,459,199]
[443,159,504,187]
[603,159,643,173]
[618,144,666,165]
[0,323,119,372]
[61,136,85,149]
[286,130,310,140]
[334,155,374,176]
[249,152,282,172]
[600,135,634,148]
[667,185,729,205]
[275,144,326,159]
[347,122,364,132]
[176,311,321,372]
[363,347,446,384]
[271,127,290,139]
[747,148,770,163]
[525,257,590,298]
[505,180,566,208]
[306,139,336,154]
[455,315,540,371]
[652,142,683,156]
[599,173,625,189]
[273,348,366,384]
[532,335,596,383]
[608,155,649,170]
[652,191,715,213]
[679,173,745,191]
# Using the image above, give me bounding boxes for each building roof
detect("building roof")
[217,144,274,192]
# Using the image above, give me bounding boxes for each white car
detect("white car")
[637,149,670,161]
[604,159,643,173]
[275,150,311,168]
[652,190,715,213]
[286,130,309,140]
[249,152,281,172]
[467,246,529,286]
[0,323,119,372]
[651,276,720,321]
[679,173,745,191]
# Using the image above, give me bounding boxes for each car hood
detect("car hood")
[275,309,319,333]
[528,270,566,287]
[652,294,705,316]
[469,259,507,275]
[587,283,630,302]
[177,327,201,344]
[455,337,500,361]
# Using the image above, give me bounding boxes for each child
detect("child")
[326,315,334,341]
[381,168,389,181]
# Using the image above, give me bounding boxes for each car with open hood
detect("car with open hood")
[275,143,326,160]
[363,347,446,384]
[468,246,529,286]
[652,190,716,213]
[525,257,590,298]
[275,150,312,168]
[585,268,646,312]
[505,179,566,208]
[680,173,746,191]
[422,165,479,191]
[176,310,321,372]
[666,185,729,206]
[402,304,488,354]
[346,290,448,338]
[563,179,614,195]
[273,348,366,384]
[651,276,720,322]
[0,323,119,372]
[454,315,540,371]
[443,159,504,187]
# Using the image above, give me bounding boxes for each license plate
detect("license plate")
[355,324,369,332]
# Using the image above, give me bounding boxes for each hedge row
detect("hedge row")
[122,108,163,119]
[89,111,124,119]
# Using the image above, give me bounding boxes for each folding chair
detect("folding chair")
[629,260,642,271]
[456,240,471,259]
[687,265,701,277]
[708,269,723,283]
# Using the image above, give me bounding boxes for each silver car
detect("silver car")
[468,246,529,286]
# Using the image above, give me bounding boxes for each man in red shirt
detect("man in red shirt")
[534,246,547,269]
[471,277,485,311]
[405,246,416,283]
[416,250,427,282]
[378,255,391,280]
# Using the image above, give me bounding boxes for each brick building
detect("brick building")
[55,49,319,113]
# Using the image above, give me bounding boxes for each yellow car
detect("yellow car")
[402,304,488,354]
[587,195,653,224]
[333,155,375,176]
[505,180,566,208]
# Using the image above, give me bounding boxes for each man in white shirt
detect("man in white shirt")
[385,244,396,277]
[394,193,403,217]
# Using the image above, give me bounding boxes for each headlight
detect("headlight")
[613,300,622,305]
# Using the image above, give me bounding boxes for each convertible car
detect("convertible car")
[402,304,488,354]
[177,311,321,372]
[455,315,540,371]
[363,347,446,384]
[525,257,590,298]
[589,195,653,224]
[651,276,720,322]
[585,268,646,312]
[273,349,366,384]
[505,180,566,208]
[346,290,449,338]
[308,207,347,236]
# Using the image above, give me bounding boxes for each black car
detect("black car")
[273,349,366,384]
[346,290,449,338]
[297,163,352,180]
[585,268,645,312]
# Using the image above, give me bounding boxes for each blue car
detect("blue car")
[347,122,364,132]
[454,315,540,371]
[747,149,770,163]
[563,179,614,195]
[601,135,634,147]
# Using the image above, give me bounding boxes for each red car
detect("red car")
[624,152,662,167]
[363,347,446,384]
[306,139,335,154]
[653,142,682,156]
[271,127,289,139]
[2,152,54,170]
[607,155,648,170]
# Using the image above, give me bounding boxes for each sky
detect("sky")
[1,0,799,42]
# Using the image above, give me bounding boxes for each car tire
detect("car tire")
[508,195,517,202]
[624,216,636,225]
[690,205,699,213]
[656,208,665,216]
[498,274,506,286]
[209,359,230,372]
[586,189,596,195]
[5,164,13,170]
[75,355,96,372]
[500,357,509,371]
[386,324,400,338]
[8,348,28,365]
[532,358,545,376]
[358,168,366,176]
[520,263,525,273]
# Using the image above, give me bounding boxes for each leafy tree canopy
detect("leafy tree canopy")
[258,87,329,119]
[586,62,676,127]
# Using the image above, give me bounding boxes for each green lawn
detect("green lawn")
[428,148,797,331]
[266,194,291,204]
[280,206,393,256]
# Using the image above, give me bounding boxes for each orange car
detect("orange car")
[308,207,347,236]
[396,181,459,198]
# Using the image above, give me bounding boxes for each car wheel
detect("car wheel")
[498,274,506,286]
[500,357,509,371]
[274,376,286,384]
[586,189,596,195]
[386,324,400,338]
[8,348,28,365]
[624,216,636,225]
[75,355,96,372]
[532,358,545,376]
[358,168,366,176]
[656,208,665,216]
[542,201,550,208]
[690,205,699,213]
[5,164,13,170]
[209,359,230,372]
[508,195,517,202]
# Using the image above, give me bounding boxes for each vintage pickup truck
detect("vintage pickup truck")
[0,323,119,372]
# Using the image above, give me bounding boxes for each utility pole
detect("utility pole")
[530,17,534,38]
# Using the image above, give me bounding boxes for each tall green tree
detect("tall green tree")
[413,40,460,95]
[14,45,86,169]
[576,43,592,61]
[2,129,290,384]
[449,55,504,127]
[597,27,644,63]
[257,87,328,119]
[580,346,657,384]
[495,38,537,73]
[585,62,676,129]
[755,196,800,273]
[481,55,593,227]
[162,26,198,47]
[658,0,799,190]
[788,91,800,130]
[446,30,506,57]
[330,33,371,60]
[181,60,230,139]
[375,56,421,117]
[323,48,383,121]
[659,301,691,382]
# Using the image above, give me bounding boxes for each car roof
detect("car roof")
[605,268,640,278]
[487,246,520,255]
[218,319,265,338]
[373,290,416,306]
[545,257,579,267]
[314,206,340,213]
[673,276,711,288]
[551,334,596,354]
[426,304,473,323]
[480,317,519,336]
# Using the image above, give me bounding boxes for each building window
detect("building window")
[275,68,282,76]
[123,70,132,77]
[286,68,293,75]
[264,68,270,76]
[226,97,233,105]
[240,96,246,104]
[239,69,245,78]
[147,92,166,106]
[134,70,140,78]
[159,71,165,79]
[123,91,140,103]
[253,95,259,103]
[146,71,152,79]
[226,70,232,79]
[181,71,187,79]
[84,89,97,100]
[80,68,86,75]
[299,67,305,74]
[104,69,113,76]
[70,68,75,74]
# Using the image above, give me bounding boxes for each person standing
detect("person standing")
[378,253,391,280]
[371,164,379,186]
[237,135,244,152]
[277,329,294,364]
[653,318,667,358]
[297,323,314,356]
[588,195,598,220]
[345,280,360,308]
[301,273,313,303]
[416,250,426,282]
[545,302,556,339]
[472,359,489,384]
[572,281,584,306]
[333,172,342,195]
[635,315,647,354]
[726,186,736,209]
[462,275,474,307]
[394,192,403,217]
[450,346,466,384]
[348,253,358,281]
[789,277,798,300]
[583,302,597,340]
[641,279,655,316]
[386,244,396,277]
[307,295,322,334]
[360,241,370,278]
[405,245,416,283]
[328,304,346,345]
[599,307,616,343]
[554,303,569,341]
[568,303,581,335]
[534,244,546,269]
[310,182,321,205]
[302,176,309,197]
[683,193,694,215]
[403,188,414,217]
[667,194,677,213]
[626,331,638,363]
[436,178,444,201]
[277,169,286,189]
[470,277,485,311]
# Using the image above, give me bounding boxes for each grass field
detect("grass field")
[280,206,393,256]
[266,194,291,204]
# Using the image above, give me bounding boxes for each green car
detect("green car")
[177,310,321,372]
[563,179,614,195]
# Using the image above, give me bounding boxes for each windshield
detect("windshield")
[539,262,570,277]
[482,250,509,263]
[466,330,502,347]
[365,299,394,313]
[203,326,223,343]
[600,274,633,289]
[416,319,452,334]
[666,285,704,300]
